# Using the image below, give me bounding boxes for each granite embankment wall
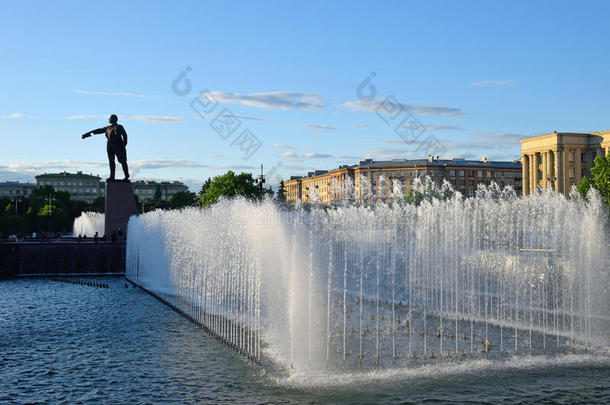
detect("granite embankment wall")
[0,242,125,278]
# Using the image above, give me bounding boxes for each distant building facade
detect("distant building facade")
[284,176,304,202]
[132,180,189,201]
[520,131,610,195]
[35,171,103,203]
[284,157,522,204]
[0,181,35,198]
[29,172,190,203]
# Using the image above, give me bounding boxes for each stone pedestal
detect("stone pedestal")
[105,181,137,236]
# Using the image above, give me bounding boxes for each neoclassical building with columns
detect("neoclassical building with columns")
[520,131,610,195]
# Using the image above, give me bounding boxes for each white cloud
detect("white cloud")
[443,133,524,150]
[209,91,324,110]
[376,132,523,159]
[284,165,312,171]
[128,159,256,172]
[379,139,409,145]
[421,125,463,131]
[75,89,159,98]
[279,152,359,161]
[278,122,336,131]
[0,159,258,182]
[195,111,269,121]
[0,160,107,182]
[280,152,332,160]
[343,99,463,117]
[125,115,182,124]
[1,113,32,119]
[469,80,515,87]
[65,115,182,124]
[366,148,417,160]
[352,123,369,128]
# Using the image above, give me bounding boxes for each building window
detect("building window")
[450,170,455,177]
[400,171,405,177]
[581,153,587,164]
[477,170,483,177]
[410,171,415,176]
[418,170,423,177]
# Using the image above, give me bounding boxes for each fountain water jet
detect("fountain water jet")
[126,183,610,375]
[73,211,104,236]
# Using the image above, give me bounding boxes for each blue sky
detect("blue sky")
[1,0,609,191]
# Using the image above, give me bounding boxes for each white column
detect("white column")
[522,154,530,195]
[575,149,582,185]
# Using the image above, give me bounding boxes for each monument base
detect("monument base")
[105,181,137,236]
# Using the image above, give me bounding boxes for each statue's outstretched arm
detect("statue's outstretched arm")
[81,126,107,139]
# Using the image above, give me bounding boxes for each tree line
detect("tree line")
[0,185,103,235]
[0,172,286,235]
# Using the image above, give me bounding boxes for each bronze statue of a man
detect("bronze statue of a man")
[82,114,130,181]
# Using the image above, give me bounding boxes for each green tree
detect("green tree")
[153,184,163,201]
[0,215,27,234]
[169,191,197,209]
[200,177,212,195]
[67,199,90,219]
[89,196,105,213]
[27,185,74,232]
[198,171,264,208]
[578,155,610,206]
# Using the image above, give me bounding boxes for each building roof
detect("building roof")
[285,157,520,182]
[354,158,521,169]
[0,181,35,187]
[36,171,101,179]
[520,130,610,143]
[131,180,187,186]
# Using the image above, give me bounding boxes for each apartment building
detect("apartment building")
[285,157,522,204]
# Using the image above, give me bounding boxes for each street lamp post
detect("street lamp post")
[12,198,21,216]
[258,164,265,190]
[47,194,55,233]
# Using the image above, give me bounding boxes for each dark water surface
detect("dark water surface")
[1,278,608,404]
